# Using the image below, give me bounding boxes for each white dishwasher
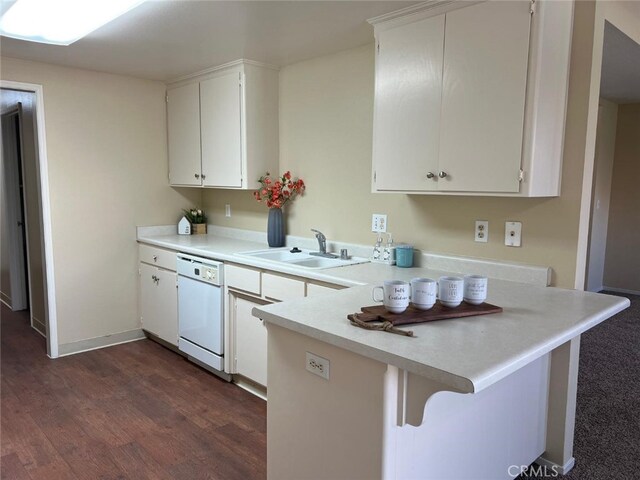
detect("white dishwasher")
[177,254,229,380]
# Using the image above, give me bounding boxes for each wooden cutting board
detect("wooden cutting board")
[358,301,503,326]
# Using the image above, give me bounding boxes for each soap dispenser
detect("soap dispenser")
[372,234,383,261]
[382,233,396,265]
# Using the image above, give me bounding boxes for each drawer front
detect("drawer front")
[139,244,176,271]
[306,282,341,297]
[263,273,305,302]
[226,264,261,295]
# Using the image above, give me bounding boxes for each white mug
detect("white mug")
[438,276,464,308]
[372,280,410,314]
[464,275,488,305]
[410,278,436,310]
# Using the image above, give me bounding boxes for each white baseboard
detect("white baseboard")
[0,293,12,309]
[57,328,146,357]
[535,455,575,475]
[602,286,640,296]
[31,315,46,337]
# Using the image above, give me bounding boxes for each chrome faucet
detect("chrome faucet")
[310,229,338,258]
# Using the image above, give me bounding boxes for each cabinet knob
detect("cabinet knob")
[201,174,206,180]
[426,172,435,179]
[438,171,448,178]
[195,173,200,179]
[152,255,158,261]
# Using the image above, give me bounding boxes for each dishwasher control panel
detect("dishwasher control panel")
[177,254,223,286]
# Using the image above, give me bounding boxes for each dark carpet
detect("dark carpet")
[517,291,640,480]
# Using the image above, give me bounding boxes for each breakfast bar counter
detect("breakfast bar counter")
[253,282,629,480]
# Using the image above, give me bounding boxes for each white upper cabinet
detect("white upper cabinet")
[370,0,573,197]
[167,82,201,186]
[373,15,444,191]
[167,61,279,190]
[200,71,243,188]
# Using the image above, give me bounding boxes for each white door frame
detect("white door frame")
[1,80,58,358]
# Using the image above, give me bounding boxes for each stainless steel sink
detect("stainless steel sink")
[236,248,369,270]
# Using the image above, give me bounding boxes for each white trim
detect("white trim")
[57,329,146,357]
[602,286,640,296]
[167,58,279,85]
[367,0,476,26]
[535,454,575,476]
[1,80,58,358]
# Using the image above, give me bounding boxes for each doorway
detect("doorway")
[1,105,30,312]
[585,22,640,294]
[0,84,56,356]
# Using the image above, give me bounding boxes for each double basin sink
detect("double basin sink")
[236,248,369,270]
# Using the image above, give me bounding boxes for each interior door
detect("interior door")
[1,107,28,310]
[372,15,444,191]
[438,0,531,193]
[200,71,243,188]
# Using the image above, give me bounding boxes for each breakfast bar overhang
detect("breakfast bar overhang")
[253,282,629,480]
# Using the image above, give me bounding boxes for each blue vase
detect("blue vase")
[267,208,285,247]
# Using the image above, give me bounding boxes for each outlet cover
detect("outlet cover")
[372,214,387,233]
[306,351,330,380]
[475,220,488,243]
[505,221,522,247]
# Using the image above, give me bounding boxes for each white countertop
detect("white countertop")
[254,283,629,393]
[137,227,630,393]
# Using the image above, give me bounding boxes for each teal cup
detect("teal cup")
[395,244,414,268]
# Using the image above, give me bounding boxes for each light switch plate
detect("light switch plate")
[505,221,522,247]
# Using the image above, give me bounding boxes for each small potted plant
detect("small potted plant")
[183,208,207,235]
[254,171,305,247]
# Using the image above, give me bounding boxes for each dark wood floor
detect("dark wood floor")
[1,304,266,479]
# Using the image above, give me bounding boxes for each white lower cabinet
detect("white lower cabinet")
[227,263,343,390]
[139,262,178,346]
[232,294,268,387]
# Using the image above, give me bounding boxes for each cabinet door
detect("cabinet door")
[234,295,268,387]
[200,71,243,188]
[438,1,531,193]
[167,83,202,186]
[372,15,444,192]
[140,263,178,346]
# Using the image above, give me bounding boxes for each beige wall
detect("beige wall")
[585,99,618,292]
[0,57,201,347]
[0,89,47,333]
[204,3,603,289]
[604,103,640,292]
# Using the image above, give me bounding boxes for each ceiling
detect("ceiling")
[2,1,638,99]
[600,21,640,104]
[0,0,417,82]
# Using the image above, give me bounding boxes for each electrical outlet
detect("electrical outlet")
[306,351,330,380]
[505,221,522,247]
[225,204,231,217]
[475,220,488,243]
[372,214,387,233]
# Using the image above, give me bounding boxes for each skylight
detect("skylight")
[0,0,144,46]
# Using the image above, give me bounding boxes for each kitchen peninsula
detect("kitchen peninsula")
[254,278,629,480]
[138,227,628,479]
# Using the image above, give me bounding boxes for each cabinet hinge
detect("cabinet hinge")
[138,268,141,276]
[165,94,169,103]
[377,41,380,54]
[518,169,525,182]
[373,171,377,182]
[530,0,536,15]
